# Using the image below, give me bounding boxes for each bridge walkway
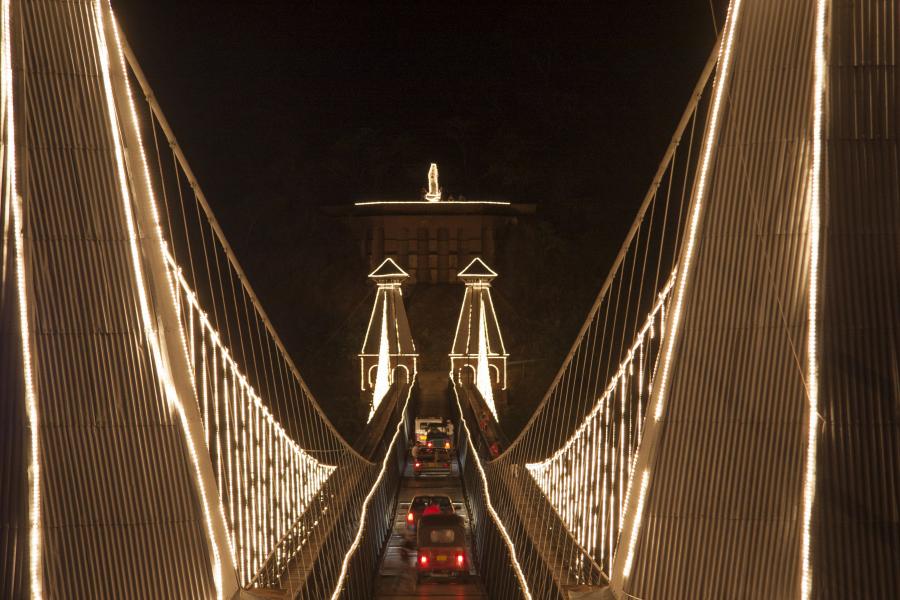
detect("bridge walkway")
[374,373,486,598]
[373,460,487,599]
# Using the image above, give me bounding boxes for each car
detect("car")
[416,514,468,581]
[425,428,452,450]
[413,448,452,477]
[414,416,446,443]
[405,495,454,531]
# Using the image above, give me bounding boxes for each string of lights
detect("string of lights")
[370,301,391,421]
[451,382,533,599]
[460,38,721,597]
[525,272,674,575]
[166,252,337,585]
[2,1,41,594]
[329,379,416,600]
[801,0,827,596]
[476,297,498,418]
[114,17,382,596]
[615,0,743,587]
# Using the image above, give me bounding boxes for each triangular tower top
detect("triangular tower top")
[458,257,498,282]
[368,258,410,282]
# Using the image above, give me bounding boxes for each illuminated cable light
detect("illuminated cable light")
[330,380,417,600]
[615,0,744,586]
[621,469,649,578]
[103,6,336,589]
[165,251,334,473]
[802,0,827,597]
[528,273,674,471]
[95,5,229,595]
[476,297,498,419]
[523,273,675,573]
[653,0,742,423]
[370,300,391,421]
[4,1,42,590]
[450,382,533,599]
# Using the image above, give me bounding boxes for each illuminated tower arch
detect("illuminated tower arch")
[450,257,508,418]
[360,258,418,420]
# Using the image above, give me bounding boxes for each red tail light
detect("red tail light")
[419,554,429,567]
[456,553,465,566]
[406,512,414,522]
[414,462,421,468]
[427,441,433,448]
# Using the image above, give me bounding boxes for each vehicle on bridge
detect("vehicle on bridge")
[414,416,453,444]
[413,448,452,477]
[406,495,454,532]
[416,514,468,582]
[424,428,452,450]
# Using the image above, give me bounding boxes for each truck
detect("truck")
[414,416,454,444]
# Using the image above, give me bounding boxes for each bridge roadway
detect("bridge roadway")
[374,371,487,598]
[373,461,487,599]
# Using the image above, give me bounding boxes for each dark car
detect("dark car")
[416,514,468,581]
[425,428,452,450]
[406,495,454,531]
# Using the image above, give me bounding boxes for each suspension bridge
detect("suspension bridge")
[1,1,897,599]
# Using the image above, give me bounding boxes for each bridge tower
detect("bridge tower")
[360,258,418,420]
[450,258,508,418]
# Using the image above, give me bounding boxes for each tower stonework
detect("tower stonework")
[359,259,418,418]
[324,164,534,285]
[450,258,508,416]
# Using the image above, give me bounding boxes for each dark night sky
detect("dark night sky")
[112,1,727,436]
[116,2,723,210]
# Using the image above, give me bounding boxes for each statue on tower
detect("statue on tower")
[424,162,442,202]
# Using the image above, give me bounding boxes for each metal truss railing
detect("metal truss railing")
[116,22,404,598]
[452,382,535,600]
[473,36,723,595]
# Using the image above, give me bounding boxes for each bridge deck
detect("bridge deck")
[374,458,487,599]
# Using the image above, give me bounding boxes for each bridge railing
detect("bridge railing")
[245,381,412,598]
[480,36,723,590]
[325,380,415,600]
[452,381,534,600]
[112,22,395,596]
